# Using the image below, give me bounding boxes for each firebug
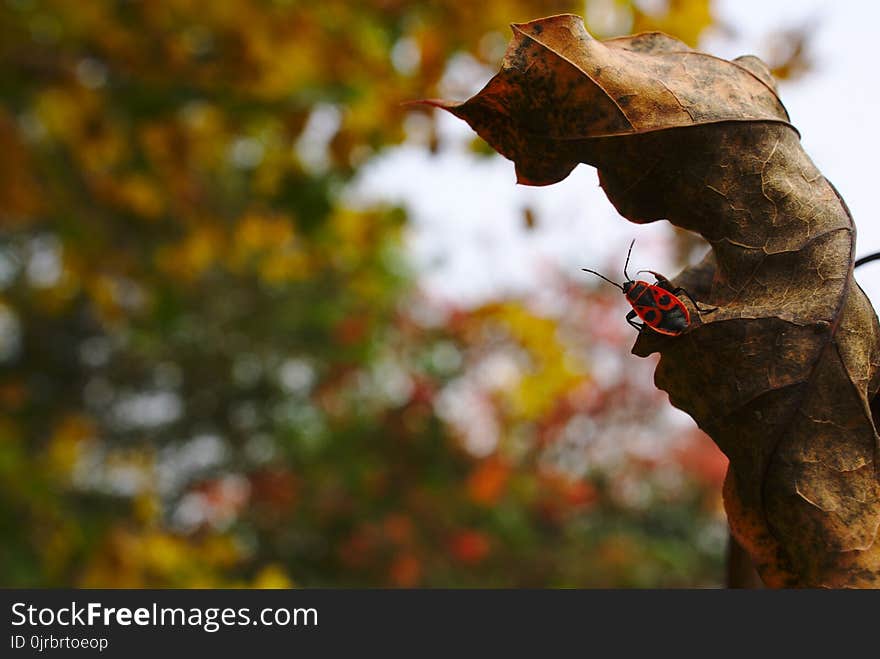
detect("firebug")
[582,240,716,336]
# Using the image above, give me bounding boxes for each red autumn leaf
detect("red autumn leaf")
[467,457,510,505]
[449,530,491,565]
[388,553,422,587]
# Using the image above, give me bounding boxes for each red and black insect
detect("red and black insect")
[582,241,716,336]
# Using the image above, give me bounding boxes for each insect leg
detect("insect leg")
[638,269,675,291]
[626,309,644,331]
[672,287,717,314]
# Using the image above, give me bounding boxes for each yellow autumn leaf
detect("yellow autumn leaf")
[252,564,294,589]
[45,414,95,478]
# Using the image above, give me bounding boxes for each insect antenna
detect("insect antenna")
[623,239,636,280]
[581,268,623,291]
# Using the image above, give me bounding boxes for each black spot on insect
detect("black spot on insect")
[643,309,657,322]
[658,294,671,306]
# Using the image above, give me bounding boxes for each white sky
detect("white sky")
[349,0,880,309]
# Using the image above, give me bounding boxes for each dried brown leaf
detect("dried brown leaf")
[422,14,880,587]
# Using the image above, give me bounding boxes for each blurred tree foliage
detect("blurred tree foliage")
[0,0,732,587]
